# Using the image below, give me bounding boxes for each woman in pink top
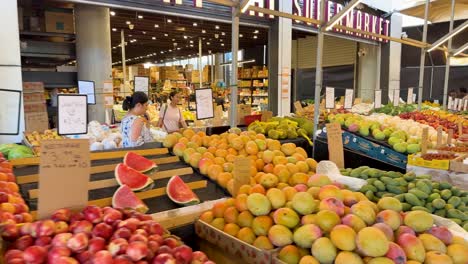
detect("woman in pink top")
[157,91,187,133]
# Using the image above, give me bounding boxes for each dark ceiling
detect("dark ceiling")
[109,9,312,65]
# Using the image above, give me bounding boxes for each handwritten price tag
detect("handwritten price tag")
[374,90,382,109]
[325,123,344,168]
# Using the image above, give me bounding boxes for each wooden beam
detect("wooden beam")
[16,156,180,185]
[28,167,194,199]
[12,148,169,167]
[248,6,321,25]
[206,0,236,7]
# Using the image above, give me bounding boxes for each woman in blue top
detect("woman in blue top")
[121,92,153,148]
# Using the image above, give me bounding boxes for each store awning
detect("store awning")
[398,0,468,23]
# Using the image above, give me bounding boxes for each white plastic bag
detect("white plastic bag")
[316,161,367,191]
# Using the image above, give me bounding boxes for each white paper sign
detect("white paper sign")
[464,99,468,111]
[344,89,353,109]
[407,88,414,104]
[388,89,394,102]
[103,80,113,93]
[57,95,88,135]
[448,97,453,110]
[393,89,400,107]
[374,90,382,109]
[78,80,96,104]
[0,89,22,135]
[434,100,439,104]
[325,87,335,109]
[454,98,459,111]
[195,88,214,120]
[458,99,463,111]
[134,76,149,94]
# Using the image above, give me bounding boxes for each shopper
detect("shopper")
[121,92,153,148]
[158,91,187,133]
[215,91,226,111]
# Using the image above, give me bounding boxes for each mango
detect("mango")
[278,245,301,264]
[223,223,240,237]
[299,256,320,264]
[247,193,272,216]
[351,202,376,225]
[268,224,293,247]
[292,192,317,215]
[237,211,254,227]
[376,209,402,230]
[334,251,363,264]
[251,216,273,236]
[330,225,356,251]
[404,210,433,232]
[418,234,446,253]
[447,244,468,264]
[266,188,286,209]
[367,257,394,264]
[311,237,337,264]
[318,185,344,201]
[385,242,407,264]
[397,233,425,263]
[377,197,402,212]
[341,214,367,233]
[425,251,453,264]
[372,223,394,242]
[319,197,345,216]
[293,224,322,248]
[315,210,341,232]
[273,208,300,228]
[356,227,389,257]
[252,235,274,250]
[237,227,256,244]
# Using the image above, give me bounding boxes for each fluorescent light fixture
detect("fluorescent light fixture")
[254,30,259,34]
[453,42,468,56]
[240,0,254,13]
[126,21,131,25]
[220,59,256,66]
[202,29,206,33]
[152,37,156,40]
[428,20,468,52]
[215,25,220,29]
[110,11,116,16]
[325,0,362,31]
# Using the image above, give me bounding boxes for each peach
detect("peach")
[173,245,193,264]
[418,234,446,253]
[330,224,357,251]
[447,243,468,264]
[385,242,407,264]
[88,237,106,254]
[315,210,341,232]
[13,235,34,251]
[319,197,345,216]
[293,224,322,248]
[125,241,149,261]
[341,214,367,233]
[236,227,256,244]
[108,238,129,256]
[397,233,425,263]
[372,223,394,242]
[92,223,113,240]
[48,247,72,263]
[111,227,132,240]
[34,236,52,247]
[425,251,453,264]
[311,237,337,263]
[273,208,300,228]
[253,235,274,250]
[376,210,402,231]
[266,188,286,209]
[426,226,453,245]
[36,219,55,237]
[356,227,389,257]
[235,194,249,212]
[251,216,273,236]
[294,184,308,192]
[278,245,301,264]
[223,223,240,237]
[307,187,320,199]
[268,224,293,247]
[91,250,113,264]
[351,202,376,225]
[52,233,73,248]
[102,207,123,225]
[70,220,93,235]
[211,202,228,218]
[23,245,47,264]
[67,232,89,253]
[237,211,254,228]
[83,205,103,224]
[54,221,69,234]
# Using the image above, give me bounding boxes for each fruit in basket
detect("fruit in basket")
[166,175,200,206]
[112,185,148,213]
[115,163,153,191]
[123,152,157,173]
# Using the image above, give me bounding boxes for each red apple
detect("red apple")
[118,218,140,232]
[83,205,103,224]
[88,237,106,253]
[114,255,133,264]
[134,229,148,237]
[191,251,209,264]
[2,223,19,241]
[35,236,52,247]
[92,222,113,239]
[12,235,34,250]
[5,249,23,262]
[126,241,149,261]
[129,234,148,244]
[102,207,123,225]
[14,214,24,224]
[163,237,180,248]
[173,245,193,264]
[147,240,160,254]
[52,233,73,248]
[152,253,176,264]
[70,220,93,235]
[69,212,84,223]
[111,227,132,240]
[54,221,69,234]
[51,208,72,222]
[37,220,56,237]
[157,245,173,255]
[47,247,71,263]
[75,250,92,263]
[52,256,79,264]
[66,233,89,253]
[23,245,47,264]
[140,221,165,236]
[148,234,163,244]
[92,250,113,264]
[19,223,32,236]
[108,238,129,256]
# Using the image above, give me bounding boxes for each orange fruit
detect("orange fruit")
[0,173,8,181]
[1,203,16,214]
[6,182,18,193]
[21,213,34,223]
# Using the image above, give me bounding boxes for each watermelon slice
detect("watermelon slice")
[112,184,149,213]
[123,151,158,173]
[166,175,200,206]
[115,163,153,191]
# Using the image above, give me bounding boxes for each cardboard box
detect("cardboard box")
[450,154,468,173]
[45,10,74,33]
[186,70,200,83]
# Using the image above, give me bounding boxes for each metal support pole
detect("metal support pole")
[121,29,127,94]
[442,0,455,110]
[417,0,429,110]
[230,6,239,127]
[199,38,203,88]
[211,54,215,86]
[312,0,325,143]
[376,43,381,91]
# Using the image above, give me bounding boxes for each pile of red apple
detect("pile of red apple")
[0,153,34,226]
[4,206,215,264]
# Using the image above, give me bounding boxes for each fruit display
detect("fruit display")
[400,110,468,138]
[343,166,468,230]
[123,151,158,173]
[163,128,317,194]
[328,113,427,154]
[373,103,417,116]
[420,153,457,161]
[112,185,149,213]
[0,153,34,227]
[24,129,64,147]
[247,116,314,144]
[115,163,154,191]
[0,144,35,160]
[200,174,468,264]
[3,206,215,264]
[87,121,122,151]
[437,146,468,153]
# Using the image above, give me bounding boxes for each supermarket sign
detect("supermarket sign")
[162,0,390,42]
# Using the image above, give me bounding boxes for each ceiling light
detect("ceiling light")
[253,35,257,39]
[164,33,168,37]
[222,32,225,36]
[215,34,219,39]
[190,40,193,43]
[202,30,206,33]
[138,15,143,19]
[112,47,116,49]
[161,51,164,54]
[177,47,181,50]
[167,19,172,23]
[221,43,224,46]
[128,34,132,37]
[152,37,156,40]
[169,49,172,52]
[110,11,116,16]
[193,22,198,26]
[220,39,223,42]
[112,28,117,32]
[183,36,188,39]
[207,42,210,45]
[142,31,146,34]
[254,30,259,34]
[126,21,131,25]
[190,44,194,47]
[154,24,159,28]
[215,25,220,29]
[240,34,243,37]
[172,39,175,41]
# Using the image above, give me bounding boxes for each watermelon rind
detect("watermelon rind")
[115,163,154,191]
[166,175,200,206]
[123,151,158,173]
[112,184,149,213]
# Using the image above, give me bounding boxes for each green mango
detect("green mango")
[405,193,423,206]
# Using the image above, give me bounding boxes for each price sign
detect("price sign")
[233,158,252,197]
[78,80,96,104]
[453,98,459,111]
[458,99,463,111]
[38,139,90,219]
[294,101,303,113]
[464,99,468,111]
[325,87,335,109]
[407,88,414,104]
[134,76,149,94]
[103,80,113,93]
[326,123,344,169]
[344,89,354,109]
[448,97,453,110]
[57,95,88,135]
[195,88,214,120]
[393,89,400,107]
[0,89,22,135]
[421,127,428,154]
[374,90,382,109]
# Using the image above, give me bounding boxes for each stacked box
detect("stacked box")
[23,82,49,133]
